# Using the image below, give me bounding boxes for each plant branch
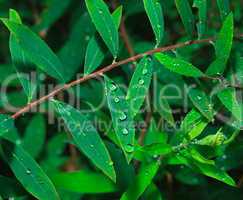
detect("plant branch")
[11,36,242,120]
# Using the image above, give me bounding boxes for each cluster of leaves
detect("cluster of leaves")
[0,0,242,199]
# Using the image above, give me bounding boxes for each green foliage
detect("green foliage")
[0,0,242,199]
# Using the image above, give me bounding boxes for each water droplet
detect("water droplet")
[122,128,129,135]
[26,169,31,175]
[110,84,117,91]
[90,144,94,148]
[142,69,148,75]
[114,97,120,103]
[139,79,144,85]
[99,10,103,14]
[125,144,134,153]
[197,96,202,100]
[108,161,114,166]
[119,113,127,121]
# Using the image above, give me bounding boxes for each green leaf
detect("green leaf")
[34,0,72,32]
[155,53,204,77]
[85,0,119,58]
[21,114,46,158]
[175,0,195,37]
[188,121,208,140]
[126,56,153,117]
[139,143,172,157]
[143,0,164,46]
[84,6,123,75]
[120,161,160,200]
[206,13,233,75]
[216,0,230,21]
[51,100,116,181]
[0,18,65,82]
[0,114,14,137]
[217,88,242,121]
[193,0,207,38]
[193,161,235,186]
[9,9,37,103]
[143,183,163,200]
[188,148,215,165]
[188,88,214,121]
[104,76,135,162]
[0,139,59,200]
[51,170,118,194]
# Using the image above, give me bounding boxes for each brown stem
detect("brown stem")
[11,37,226,120]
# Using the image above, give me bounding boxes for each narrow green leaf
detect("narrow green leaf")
[0,114,14,137]
[188,121,208,140]
[193,161,235,186]
[188,88,214,121]
[35,0,71,32]
[144,183,163,200]
[175,0,195,37]
[0,18,65,82]
[206,13,233,75]
[143,0,164,46]
[216,0,230,21]
[193,0,207,38]
[85,0,119,58]
[104,76,135,162]
[155,53,204,77]
[51,170,118,194]
[126,56,153,117]
[1,139,59,200]
[51,100,116,181]
[9,9,37,103]
[84,6,122,75]
[217,88,242,121]
[120,161,160,200]
[21,114,46,158]
[139,143,172,157]
[189,149,215,165]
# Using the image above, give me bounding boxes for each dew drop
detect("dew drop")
[114,97,120,103]
[119,113,127,121]
[125,144,134,153]
[122,128,129,135]
[108,161,114,166]
[90,144,94,148]
[197,96,202,100]
[99,10,103,14]
[139,79,144,85]
[26,169,31,175]
[142,69,148,75]
[110,84,117,91]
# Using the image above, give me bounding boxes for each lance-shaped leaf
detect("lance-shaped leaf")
[188,121,208,140]
[84,6,123,75]
[175,0,195,37]
[9,9,37,103]
[85,0,119,58]
[216,0,230,21]
[0,139,59,200]
[51,170,118,194]
[193,0,207,38]
[104,76,135,162]
[0,18,65,82]
[143,0,164,46]
[206,13,233,75]
[138,143,172,157]
[126,56,153,117]
[198,128,226,146]
[21,114,46,158]
[0,114,15,137]
[120,161,160,200]
[155,53,204,77]
[188,88,214,121]
[217,88,242,121]
[51,100,116,181]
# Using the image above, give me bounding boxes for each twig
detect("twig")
[10,37,228,120]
